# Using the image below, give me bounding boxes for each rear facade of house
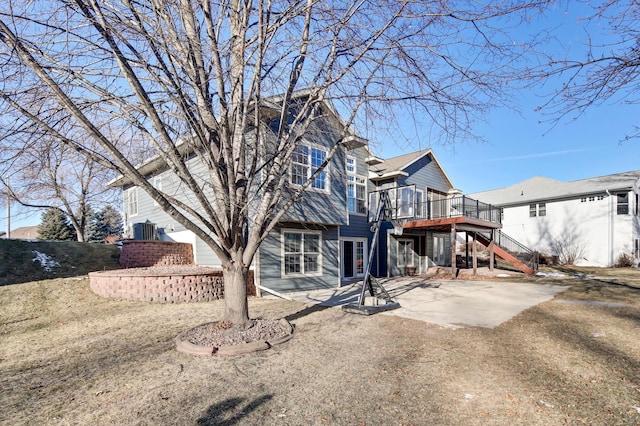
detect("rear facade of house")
[116,96,500,292]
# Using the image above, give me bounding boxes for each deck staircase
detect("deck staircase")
[475,231,539,275]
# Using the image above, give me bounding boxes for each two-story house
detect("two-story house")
[470,171,640,267]
[112,97,372,294]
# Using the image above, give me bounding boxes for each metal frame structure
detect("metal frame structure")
[343,189,401,315]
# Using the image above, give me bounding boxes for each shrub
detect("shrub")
[614,252,635,268]
[550,231,586,265]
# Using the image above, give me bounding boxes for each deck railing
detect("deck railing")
[488,230,540,272]
[410,195,502,225]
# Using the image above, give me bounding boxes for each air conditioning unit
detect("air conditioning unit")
[132,222,157,240]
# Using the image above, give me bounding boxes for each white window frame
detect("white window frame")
[415,189,424,218]
[152,176,162,206]
[290,144,329,192]
[347,156,367,215]
[617,192,629,215]
[529,203,546,218]
[340,237,367,279]
[397,238,415,267]
[397,186,415,219]
[281,229,323,278]
[124,187,138,218]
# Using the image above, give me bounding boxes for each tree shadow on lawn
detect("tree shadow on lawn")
[196,394,273,426]
[551,266,640,292]
[285,303,331,322]
[494,305,640,423]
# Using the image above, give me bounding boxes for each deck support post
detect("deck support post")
[472,232,478,275]
[451,224,457,279]
[489,229,495,271]
[465,233,469,268]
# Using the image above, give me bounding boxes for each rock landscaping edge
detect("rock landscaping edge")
[175,318,294,356]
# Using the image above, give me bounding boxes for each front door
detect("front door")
[341,239,366,280]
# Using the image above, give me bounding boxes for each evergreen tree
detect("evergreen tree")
[87,205,123,243]
[38,208,76,241]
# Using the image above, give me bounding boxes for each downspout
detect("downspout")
[606,189,614,266]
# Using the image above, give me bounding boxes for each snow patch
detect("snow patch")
[32,251,60,272]
[535,272,566,277]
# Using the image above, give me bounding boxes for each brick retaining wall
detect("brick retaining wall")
[119,240,194,268]
[89,268,256,303]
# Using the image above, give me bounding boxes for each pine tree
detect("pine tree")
[87,206,123,243]
[38,208,76,241]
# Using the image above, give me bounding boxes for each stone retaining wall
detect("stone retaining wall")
[89,268,256,303]
[119,240,194,268]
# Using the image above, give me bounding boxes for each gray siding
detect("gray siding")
[258,223,340,292]
[279,120,349,225]
[397,153,452,194]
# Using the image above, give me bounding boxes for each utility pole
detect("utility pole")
[5,175,9,239]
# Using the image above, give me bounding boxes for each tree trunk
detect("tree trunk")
[222,263,250,326]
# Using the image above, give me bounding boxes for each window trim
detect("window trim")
[290,143,330,193]
[617,192,629,215]
[529,203,546,218]
[415,189,424,218]
[153,176,162,207]
[281,229,323,278]
[397,238,415,268]
[346,156,367,216]
[124,187,138,218]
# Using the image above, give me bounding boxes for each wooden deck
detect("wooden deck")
[402,216,502,232]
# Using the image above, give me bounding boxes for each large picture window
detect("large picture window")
[283,231,322,276]
[291,144,328,191]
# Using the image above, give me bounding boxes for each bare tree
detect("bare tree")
[536,1,640,139]
[550,229,587,265]
[0,130,118,242]
[0,0,551,326]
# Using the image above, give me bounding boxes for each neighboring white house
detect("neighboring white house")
[470,171,640,267]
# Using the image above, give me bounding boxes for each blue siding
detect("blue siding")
[258,223,340,292]
[279,116,349,225]
[397,153,452,193]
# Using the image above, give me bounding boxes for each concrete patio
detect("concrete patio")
[268,275,568,329]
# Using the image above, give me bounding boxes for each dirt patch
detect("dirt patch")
[1,274,639,425]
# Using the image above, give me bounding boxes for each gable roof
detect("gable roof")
[369,149,456,189]
[110,95,367,187]
[5,225,40,240]
[469,171,640,206]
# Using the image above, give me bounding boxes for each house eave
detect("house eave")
[369,171,409,181]
[365,155,384,165]
[341,134,368,150]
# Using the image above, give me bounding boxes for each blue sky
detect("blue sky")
[2,1,637,231]
[371,1,639,194]
[372,92,639,194]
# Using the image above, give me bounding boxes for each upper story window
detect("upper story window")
[530,203,546,217]
[291,144,328,191]
[153,176,162,206]
[124,187,138,218]
[347,156,366,215]
[617,193,629,215]
[415,190,424,218]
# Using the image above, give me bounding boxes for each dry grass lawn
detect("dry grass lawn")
[1,267,639,425]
